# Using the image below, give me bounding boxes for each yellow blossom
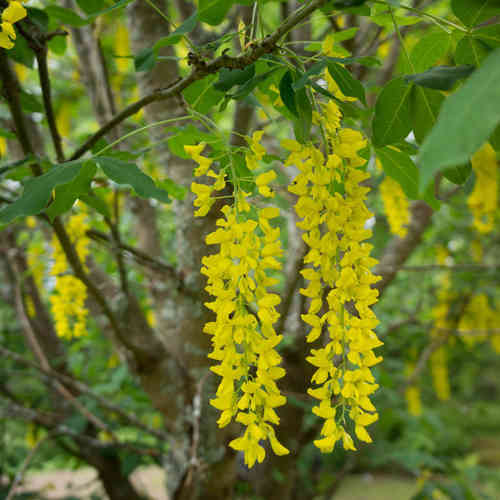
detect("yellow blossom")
[468,143,497,233]
[285,104,382,453]
[0,1,27,50]
[380,176,410,237]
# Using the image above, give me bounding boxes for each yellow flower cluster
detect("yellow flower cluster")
[187,137,289,468]
[50,210,90,339]
[282,104,382,453]
[468,143,498,233]
[379,175,410,238]
[27,240,45,290]
[0,1,26,50]
[429,248,451,401]
[187,143,226,216]
[404,362,422,417]
[458,294,500,352]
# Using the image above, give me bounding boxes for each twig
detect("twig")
[404,331,452,388]
[5,435,50,500]
[0,345,171,441]
[376,264,500,272]
[14,279,115,437]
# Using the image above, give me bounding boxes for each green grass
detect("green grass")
[334,474,418,500]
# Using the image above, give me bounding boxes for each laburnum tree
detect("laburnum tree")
[0,0,499,499]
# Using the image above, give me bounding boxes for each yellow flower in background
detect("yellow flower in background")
[0,1,27,50]
[57,102,72,139]
[468,143,497,233]
[0,137,6,157]
[380,175,410,238]
[115,23,130,73]
[50,208,90,339]
[429,247,451,401]
[14,62,27,82]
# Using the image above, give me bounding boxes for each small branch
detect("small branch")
[0,398,163,458]
[374,201,433,296]
[277,246,307,336]
[404,331,452,388]
[0,345,171,440]
[5,435,50,500]
[87,228,198,297]
[34,44,65,162]
[16,21,65,162]
[376,263,500,273]
[14,279,115,437]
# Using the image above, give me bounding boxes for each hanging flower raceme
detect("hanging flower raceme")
[429,248,451,402]
[404,362,422,417]
[467,143,498,233]
[378,170,410,238]
[187,136,289,468]
[0,1,27,50]
[283,101,383,453]
[50,209,90,339]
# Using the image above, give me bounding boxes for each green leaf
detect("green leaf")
[293,88,312,144]
[372,78,413,147]
[166,125,220,158]
[134,48,156,72]
[326,55,381,67]
[96,157,170,203]
[490,122,500,151]
[371,12,422,30]
[214,65,255,92]
[199,0,234,25]
[473,23,500,48]
[48,34,67,55]
[418,48,500,189]
[279,71,298,117]
[86,0,134,19]
[0,163,83,223]
[45,161,97,221]
[76,0,105,15]
[442,162,472,184]
[8,35,34,68]
[45,5,88,27]
[331,27,359,42]
[376,147,419,199]
[182,75,224,114]
[26,7,49,32]
[409,32,451,73]
[0,128,17,140]
[327,62,366,105]
[451,0,499,28]
[293,61,327,90]
[332,0,367,8]
[230,67,279,100]
[411,86,444,144]
[19,91,44,113]
[230,152,254,194]
[405,65,475,91]
[79,191,111,218]
[455,36,490,66]
[159,178,187,200]
[153,13,198,48]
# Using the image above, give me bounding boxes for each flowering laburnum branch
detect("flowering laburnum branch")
[185,61,384,465]
[188,141,289,468]
[282,100,382,452]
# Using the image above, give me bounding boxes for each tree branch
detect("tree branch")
[0,345,171,440]
[69,0,328,161]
